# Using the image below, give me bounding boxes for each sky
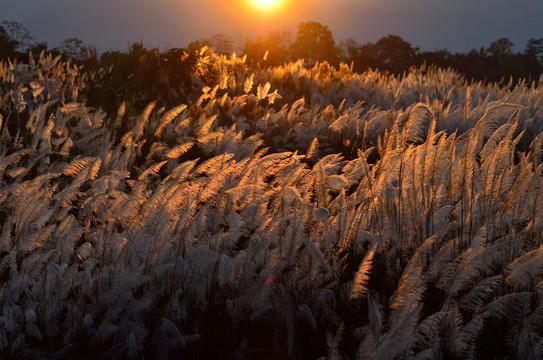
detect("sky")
[1,0,542,53]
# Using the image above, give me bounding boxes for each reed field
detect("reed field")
[1,49,543,359]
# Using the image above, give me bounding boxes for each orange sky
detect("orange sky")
[191,0,315,36]
[2,0,542,53]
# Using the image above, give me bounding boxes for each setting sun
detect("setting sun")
[251,0,282,9]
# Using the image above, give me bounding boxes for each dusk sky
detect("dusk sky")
[2,0,542,53]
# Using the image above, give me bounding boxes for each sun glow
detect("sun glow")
[255,0,276,5]
[251,0,282,10]
[234,0,309,31]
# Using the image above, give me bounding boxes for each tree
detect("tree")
[290,21,339,65]
[519,38,543,77]
[1,20,33,52]
[57,37,95,61]
[185,38,213,54]
[338,38,360,62]
[487,38,514,63]
[0,25,19,58]
[525,38,543,65]
[210,33,234,55]
[29,42,48,55]
[186,34,234,55]
[244,31,293,66]
[354,35,418,73]
[417,49,452,69]
[373,35,418,73]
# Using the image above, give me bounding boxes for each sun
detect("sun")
[241,0,288,21]
[251,0,282,9]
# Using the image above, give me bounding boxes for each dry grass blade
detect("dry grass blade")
[350,243,377,299]
[62,157,94,177]
[165,142,194,159]
[155,104,187,138]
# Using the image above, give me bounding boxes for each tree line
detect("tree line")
[2,19,542,87]
[242,21,543,84]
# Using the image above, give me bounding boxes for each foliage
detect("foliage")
[355,34,419,74]
[244,31,293,67]
[1,20,32,52]
[81,42,201,115]
[56,37,96,62]
[0,25,20,59]
[487,37,515,60]
[1,19,541,85]
[290,21,340,66]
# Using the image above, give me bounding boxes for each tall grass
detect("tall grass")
[0,50,543,358]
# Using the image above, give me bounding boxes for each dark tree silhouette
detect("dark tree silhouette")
[487,37,514,64]
[57,37,95,61]
[417,49,452,69]
[244,31,293,66]
[1,20,32,51]
[352,35,418,73]
[210,33,234,55]
[28,42,48,55]
[372,35,418,73]
[0,25,19,58]
[338,38,360,63]
[185,38,213,54]
[290,21,339,65]
[186,34,234,55]
[526,39,543,61]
